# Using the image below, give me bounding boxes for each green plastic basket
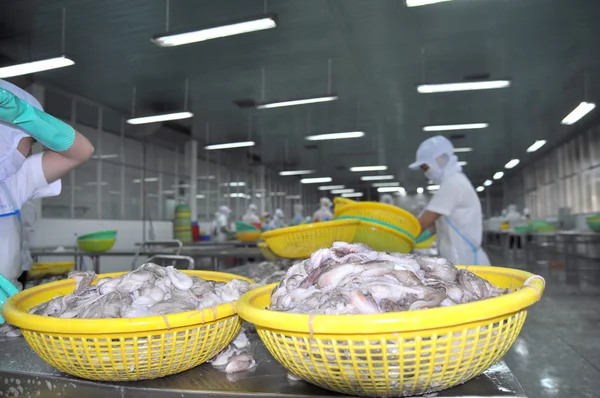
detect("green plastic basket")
[235,221,260,233]
[586,218,600,233]
[77,230,117,241]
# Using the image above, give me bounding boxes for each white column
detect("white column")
[189,140,198,221]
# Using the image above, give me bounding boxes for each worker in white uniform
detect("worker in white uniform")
[409,136,490,265]
[270,208,286,229]
[313,197,333,222]
[242,203,261,226]
[291,203,304,226]
[16,201,37,288]
[213,205,232,242]
[380,194,395,206]
[0,80,94,285]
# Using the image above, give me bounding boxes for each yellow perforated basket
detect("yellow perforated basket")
[258,242,280,261]
[28,262,75,280]
[238,266,544,397]
[333,197,356,212]
[2,270,254,382]
[353,220,415,253]
[415,234,436,249]
[261,219,359,259]
[335,202,421,239]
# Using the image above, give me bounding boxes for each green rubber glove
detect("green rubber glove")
[0,88,75,152]
[416,229,432,244]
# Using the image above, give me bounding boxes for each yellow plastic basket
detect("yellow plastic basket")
[333,197,356,212]
[353,220,415,253]
[238,266,544,397]
[415,234,436,249]
[236,231,261,242]
[261,219,359,259]
[335,202,421,239]
[2,270,254,382]
[28,262,75,280]
[258,242,280,261]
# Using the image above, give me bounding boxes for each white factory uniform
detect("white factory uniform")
[313,198,333,222]
[242,204,261,225]
[270,208,286,229]
[20,201,38,274]
[291,204,304,226]
[410,135,489,266]
[213,206,231,243]
[380,194,395,206]
[0,81,61,283]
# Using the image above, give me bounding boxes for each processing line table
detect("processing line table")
[0,335,526,397]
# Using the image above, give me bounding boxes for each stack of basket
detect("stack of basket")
[235,222,262,242]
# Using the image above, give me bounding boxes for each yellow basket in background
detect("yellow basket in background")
[353,219,414,253]
[238,266,544,397]
[236,231,261,242]
[28,262,74,280]
[415,234,436,249]
[3,270,254,382]
[262,219,359,259]
[258,242,280,261]
[333,197,356,212]
[334,202,421,239]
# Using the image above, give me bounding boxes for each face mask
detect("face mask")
[425,168,443,184]
[0,149,26,182]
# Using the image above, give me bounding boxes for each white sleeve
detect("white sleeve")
[7,152,61,206]
[425,181,460,217]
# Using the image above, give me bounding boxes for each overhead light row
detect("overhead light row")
[423,123,488,132]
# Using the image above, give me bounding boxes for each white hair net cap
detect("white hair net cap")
[219,205,231,215]
[408,135,455,170]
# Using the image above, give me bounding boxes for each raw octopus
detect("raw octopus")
[270,242,507,314]
[30,264,253,318]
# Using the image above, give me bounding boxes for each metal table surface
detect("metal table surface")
[0,335,526,398]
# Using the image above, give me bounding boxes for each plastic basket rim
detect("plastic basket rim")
[337,215,416,241]
[334,202,421,236]
[3,270,254,335]
[237,265,544,334]
[261,218,360,240]
[358,220,416,250]
[77,230,117,241]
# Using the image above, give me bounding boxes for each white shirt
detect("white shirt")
[425,172,482,247]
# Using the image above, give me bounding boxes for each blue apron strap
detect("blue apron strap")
[0,209,20,219]
[446,218,479,264]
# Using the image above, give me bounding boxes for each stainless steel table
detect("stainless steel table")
[0,336,526,397]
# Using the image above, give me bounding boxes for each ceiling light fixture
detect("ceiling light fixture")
[257,95,337,109]
[226,182,246,187]
[417,187,424,194]
[286,195,301,200]
[526,140,547,153]
[423,123,488,132]
[152,13,277,47]
[305,131,365,141]
[350,165,388,172]
[483,179,493,187]
[301,177,332,184]
[505,159,520,169]
[397,187,407,196]
[372,182,400,187]
[458,161,468,166]
[133,177,159,183]
[91,154,119,160]
[378,187,403,193]
[493,172,504,180]
[561,102,596,125]
[343,192,364,198]
[196,194,206,199]
[0,56,75,78]
[476,186,485,193]
[417,80,511,94]
[279,170,315,176]
[331,189,354,194]
[198,175,216,180]
[406,0,453,7]
[127,111,193,125]
[205,141,255,150]
[427,185,440,191]
[318,185,344,191]
[360,175,394,181]
[454,147,473,153]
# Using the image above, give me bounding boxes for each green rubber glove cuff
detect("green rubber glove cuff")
[416,229,432,243]
[0,88,75,152]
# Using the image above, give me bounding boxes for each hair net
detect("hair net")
[380,194,395,205]
[408,135,462,183]
[320,197,332,208]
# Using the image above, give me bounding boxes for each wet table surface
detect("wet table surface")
[1,335,526,398]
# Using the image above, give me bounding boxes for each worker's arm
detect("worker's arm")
[419,210,440,233]
[42,131,94,184]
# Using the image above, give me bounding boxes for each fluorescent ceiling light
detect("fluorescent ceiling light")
[133,177,159,183]
[372,182,399,187]
[458,161,468,166]
[483,179,493,187]
[279,170,315,176]
[301,177,332,184]
[378,187,403,193]
[454,147,473,153]
[127,111,193,125]
[423,123,488,132]
[493,171,504,180]
[270,192,286,196]
[198,175,216,180]
[476,186,485,193]
[505,159,520,169]
[343,192,363,198]
[0,56,74,78]
[257,95,337,109]
[397,187,407,196]
[417,80,511,94]
[361,175,394,181]
[305,131,364,141]
[526,140,547,153]
[205,141,255,150]
[427,185,440,191]
[331,189,354,194]
[228,193,250,198]
[350,165,388,172]
[286,195,301,200]
[225,182,246,187]
[196,194,206,199]
[86,181,108,186]
[561,102,596,125]
[318,185,344,191]
[417,187,424,194]
[91,154,119,160]
[406,0,453,7]
[152,14,277,47]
